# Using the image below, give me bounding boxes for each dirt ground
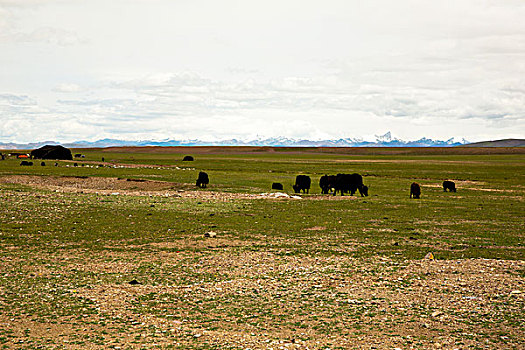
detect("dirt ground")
[0,175,360,201]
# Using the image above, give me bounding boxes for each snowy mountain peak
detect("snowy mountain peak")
[374,131,396,143]
[0,135,471,149]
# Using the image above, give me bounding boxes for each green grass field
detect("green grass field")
[0,147,523,349]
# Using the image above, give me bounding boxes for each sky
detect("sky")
[1,0,524,143]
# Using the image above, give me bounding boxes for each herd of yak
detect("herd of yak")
[15,150,457,199]
[196,170,457,199]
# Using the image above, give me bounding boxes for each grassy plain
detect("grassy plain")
[0,147,524,349]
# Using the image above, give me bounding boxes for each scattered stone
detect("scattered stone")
[424,252,435,260]
[431,311,443,318]
[510,290,522,295]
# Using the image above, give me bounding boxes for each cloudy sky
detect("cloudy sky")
[1,0,524,143]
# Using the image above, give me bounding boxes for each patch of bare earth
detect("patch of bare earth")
[422,180,523,194]
[0,175,359,201]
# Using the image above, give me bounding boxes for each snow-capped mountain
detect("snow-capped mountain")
[0,133,471,149]
[374,131,396,143]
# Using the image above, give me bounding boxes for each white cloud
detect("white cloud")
[0,93,37,106]
[10,26,87,46]
[53,83,82,93]
[0,0,524,143]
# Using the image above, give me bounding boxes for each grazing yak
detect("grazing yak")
[40,162,46,166]
[333,173,368,197]
[410,182,421,199]
[183,155,194,161]
[196,171,209,188]
[20,161,33,166]
[443,180,456,192]
[319,175,337,194]
[293,175,311,194]
[272,182,284,190]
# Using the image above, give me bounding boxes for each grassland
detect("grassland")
[0,147,523,349]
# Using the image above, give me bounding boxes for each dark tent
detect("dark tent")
[31,145,73,160]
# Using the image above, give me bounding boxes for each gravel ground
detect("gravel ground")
[1,245,523,349]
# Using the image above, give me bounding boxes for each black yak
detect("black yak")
[443,180,456,192]
[196,172,209,188]
[333,173,368,197]
[183,155,194,161]
[271,182,284,190]
[20,161,33,166]
[410,182,421,199]
[319,175,337,194]
[293,175,311,194]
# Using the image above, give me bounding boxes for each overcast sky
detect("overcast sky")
[1,0,524,143]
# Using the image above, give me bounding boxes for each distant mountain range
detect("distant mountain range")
[0,132,472,149]
[1,133,522,150]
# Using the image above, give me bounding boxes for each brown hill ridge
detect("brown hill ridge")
[463,139,525,147]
